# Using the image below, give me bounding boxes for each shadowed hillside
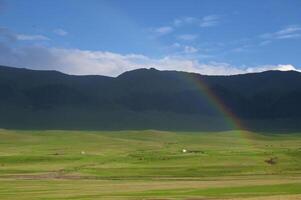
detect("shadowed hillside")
[1,65,301,131]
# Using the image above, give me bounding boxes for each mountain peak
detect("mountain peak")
[117,67,161,78]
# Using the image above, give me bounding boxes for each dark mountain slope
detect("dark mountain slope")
[0,65,301,131]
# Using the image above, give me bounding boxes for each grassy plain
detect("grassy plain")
[0,129,301,199]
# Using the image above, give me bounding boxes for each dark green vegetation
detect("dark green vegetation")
[1,129,301,199]
[1,65,301,131]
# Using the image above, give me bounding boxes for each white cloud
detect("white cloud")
[153,26,173,36]
[177,34,198,41]
[0,27,50,42]
[183,46,198,54]
[0,43,299,77]
[173,17,198,26]
[246,64,299,73]
[150,15,220,40]
[261,25,301,40]
[169,43,201,55]
[1,27,298,77]
[277,34,301,39]
[53,29,68,36]
[16,34,49,41]
[277,25,301,35]
[173,15,220,28]
[200,15,219,27]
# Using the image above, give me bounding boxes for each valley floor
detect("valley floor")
[0,129,301,199]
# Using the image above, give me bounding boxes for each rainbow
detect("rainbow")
[184,73,259,146]
[70,1,261,147]
[185,73,247,131]
[98,2,249,133]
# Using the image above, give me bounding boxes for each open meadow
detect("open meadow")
[0,129,301,200]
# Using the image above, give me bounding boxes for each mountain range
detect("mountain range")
[1,65,301,131]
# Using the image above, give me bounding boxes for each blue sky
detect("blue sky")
[0,0,300,76]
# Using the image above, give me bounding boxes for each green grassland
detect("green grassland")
[0,129,301,199]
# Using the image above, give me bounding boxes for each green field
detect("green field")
[0,129,301,199]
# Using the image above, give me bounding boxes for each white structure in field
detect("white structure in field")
[182,149,187,153]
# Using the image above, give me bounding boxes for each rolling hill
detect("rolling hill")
[0,65,301,131]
